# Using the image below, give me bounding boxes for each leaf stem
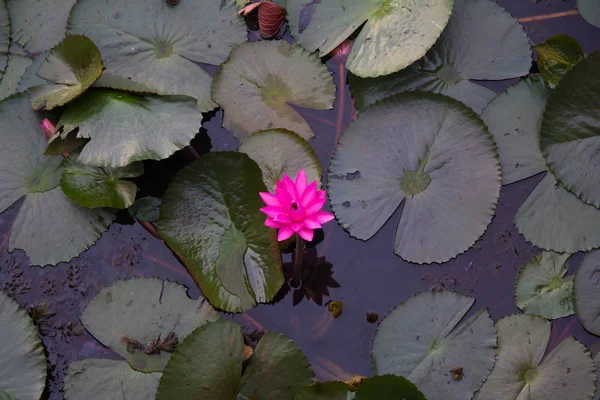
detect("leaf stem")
[291,234,304,288]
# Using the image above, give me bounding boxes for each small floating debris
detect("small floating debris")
[328,300,343,318]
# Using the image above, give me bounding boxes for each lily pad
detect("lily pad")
[0,291,47,400]
[239,332,314,399]
[540,52,600,209]
[328,92,500,264]
[286,0,454,77]
[29,35,104,110]
[579,0,600,27]
[476,314,596,400]
[157,152,284,312]
[0,392,17,400]
[0,94,114,266]
[80,278,219,372]
[128,197,161,223]
[68,0,247,111]
[295,381,351,400]
[64,359,161,400]
[213,41,335,141]
[238,129,322,191]
[372,291,497,399]
[156,319,244,400]
[514,252,575,319]
[60,159,144,209]
[0,52,32,101]
[350,0,531,113]
[595,354,600,400]
[575,250,600,336]
[354,375,425,400]
[54,89,203,168]
[534,34,584,86]
[0,0,8,78]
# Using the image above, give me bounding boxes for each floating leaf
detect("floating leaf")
[579,0,600,27]
[68,0,246,111]
[213,41,335,141]
[54,89,202,168]
[128,197,161,223]
[156,319,244,400]
[80,278,219,372]
[372,291,496,399]
[157,152,284,312]
[0,0,8,78]
[476,314,595,399]
[354,375,425,400]
[514,252,575,319]
[286,0,454,77]
[7,0,76,53]
[295,381,350,400]
[534,34,584,86]
[0,392,17,400]
[350,0,530,113]
[328,92,500,264]
[595,354,600,400]
[60,159,143,209]
[239,332,314,400]
[238,129,322,191]
[64,359,161,400]
[575,250,600,336]
[0,94,114,266]
[0,291,47,400]
[29,35,103,110]
[0,52,32,101]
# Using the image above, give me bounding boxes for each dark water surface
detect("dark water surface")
[1,1,599,398]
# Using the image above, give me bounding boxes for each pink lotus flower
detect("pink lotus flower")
[259,169,334,242]
[40,118,57,140]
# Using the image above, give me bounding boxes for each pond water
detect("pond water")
[1,0,599,398]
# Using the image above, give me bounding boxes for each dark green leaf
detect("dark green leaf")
[128,197,161,222]
[355,375,426,400]
[534,34,584,86]
[294,381,350,400]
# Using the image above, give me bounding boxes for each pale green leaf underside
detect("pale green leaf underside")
[579,0,600,27]
[213,41,335,141]
[287,0,454,77]
[575,250,600,336]
[372,291,496,400]
[56,89,202,168]
[64,359,161,400]
[80,278,218,373]
[238,129,322,191]
[514,252,574,319]
[68,0,247,111]
[328,92,500,264]
[476,314,595,400]
[0,0,9,79]
[0,291,47,400]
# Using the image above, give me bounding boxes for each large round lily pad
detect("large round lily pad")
[68,0,247,111]
[286,0,454,78]
[0,94,114,266]
[328,92,500,264]
[238,129,322,191]
[354,375,426,400]
[575,250,600,336]
[372,291,496,399]
[579,0,600,27]
[80,278,219,372]
[476,314,596,400]
[54,89,203,168]
[350,0,531,113]
[0,291,47,400]
[514,252,574,319]
[540,52,600,209]
[0,0,8,79]
[212,41,335,141]
[0,52,32,101]
[157,152,284,313]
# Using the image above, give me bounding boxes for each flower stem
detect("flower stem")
[291,234,304,288]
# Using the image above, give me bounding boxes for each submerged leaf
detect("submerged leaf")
[575,250,600,336]
[534,34,584,86]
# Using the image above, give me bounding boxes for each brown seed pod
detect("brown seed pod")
[258,1,286,39]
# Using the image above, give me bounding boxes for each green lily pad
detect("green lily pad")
[54,89,203,168]
[60,159,143,209]
[0,0,9,78]
[213,41,335,141]
[0,94,114,266]
[157,152,284,313]
[295,381,351,400]
[575,250,600,336]
[80,278,218,372]
[156,319,244,400]
[238,129,322,191]
[0,52,32,101]
[534,34,584,87]
[514,252,575,319]
[372,291,496,399]
[328,92,500,264]
[239,332,314,399]
[595,354,600,400]
[0,391,17,400]
[540,52,600,209]
[354,375,425,400]
[29,35,104,110]
[286,0,454,77]
[68,0,246,112]
[44,131,87,156]
[350,0,531,113]
[476,314,596,399]
[128,197,161,223]
[0,291,47,400]
[64,359,161,400]
[579,0,600,27]
[7,0,76,53]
